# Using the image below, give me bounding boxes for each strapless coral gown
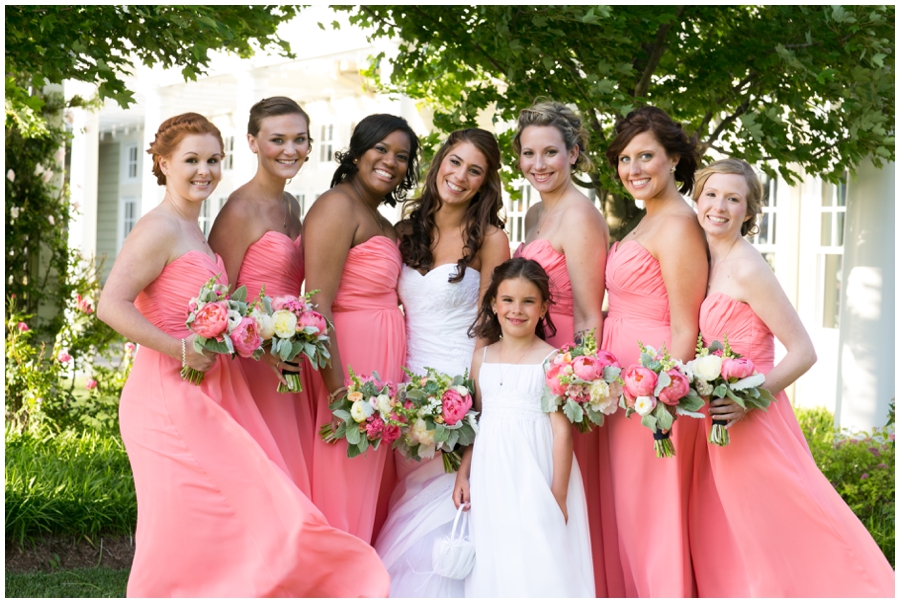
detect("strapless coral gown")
[515,239,622,597]
[691,292,894,597]
[601,240,700,597]
[120,251,389,597]
[310,235,407,544]
[236,231,312,494]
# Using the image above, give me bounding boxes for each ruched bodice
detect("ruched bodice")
[236,231,302,300]
[333,236,403,312]
[399,263,479,375]
[700,292,774,370]
[515,240,574,341]
[478,362,548,419]
[135,251,225,338]
[605,240,670,331]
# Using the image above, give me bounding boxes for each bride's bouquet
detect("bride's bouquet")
[394,367,479,473]
[319,368,405,458]
[686,335,775,446]
[255,287,332,393]
[183,275,262,385]
[621,342,705,458]
[541,329,623,432]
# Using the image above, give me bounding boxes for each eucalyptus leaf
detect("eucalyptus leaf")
[641,413,658,433]
[563,399,584,424]
[345,424,361,445]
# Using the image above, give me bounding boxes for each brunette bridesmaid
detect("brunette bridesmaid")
[601,106,708,597]
[689,159,894,597]
[512,100,617,596]
[97,113,389,597]
[303,114,419,543]
[209,97,312,492]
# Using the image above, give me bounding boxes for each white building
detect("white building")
[64,10,894,431]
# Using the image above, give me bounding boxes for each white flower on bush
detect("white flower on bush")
[272,309,297,338]
[10,207,20,219]
[690,355,723,382]
[7,169,15,182]
[634,395,657,416]
[411,418,435,447]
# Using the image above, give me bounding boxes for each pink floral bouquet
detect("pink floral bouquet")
[255,287,332,393]
[621,342,705,458]
[183,275,262,385]
[394,367,479,473]
[541,329,623,433]
[686,335,775,446]
[319,368,405,458]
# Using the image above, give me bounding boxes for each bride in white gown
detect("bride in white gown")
[374,129,509,597]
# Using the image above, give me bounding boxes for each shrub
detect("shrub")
[796,406,895,567]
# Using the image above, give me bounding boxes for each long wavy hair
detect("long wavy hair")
[331,114,419,207]
[468,258,557,343]
[398,128,505,283]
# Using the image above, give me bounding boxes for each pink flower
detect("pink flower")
[76,293,93,314]
[658,369,690,405]
[545,362,568,396]
[622,365,658,400]
[441,388,473,424]
[382,416,402,444]
[572,356,601,381]
[860,473,869,480]
[124,342,136,355]
[297,311,327,337]
[271,295,306,315]
[608,379,624,401]
[85,378,98,390]
[57,351,72,364]
[595,350,620,369]
[191,301,229,338]
[231,316,262,358]
[721,357,756,380]
[365,415,385,439]
[16,322,29,332]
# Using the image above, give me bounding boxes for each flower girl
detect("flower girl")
[453,258,594,597]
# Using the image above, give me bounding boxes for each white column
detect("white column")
[835,160,895,430]
[67,108,100,259]
[234,67,266,186]
[140,85,167,215]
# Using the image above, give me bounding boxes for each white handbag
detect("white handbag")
[431,504,476,579]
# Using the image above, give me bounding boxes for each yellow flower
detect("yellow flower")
[272,309,297,339]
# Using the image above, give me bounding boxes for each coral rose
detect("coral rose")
[192,301,229,339]
[441,388,473,425]
[231,316,262,358]
[298,311,327,336]
[623,365,658,400]
[721,357,756,381]
[594,350,620,370]
[658,368,690,405]
[545,362,568,396]
[572,356,601,381]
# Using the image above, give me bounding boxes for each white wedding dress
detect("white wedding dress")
[465,350,594,598]
[374,263,480,598]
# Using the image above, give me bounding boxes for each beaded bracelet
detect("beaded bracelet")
[181,338,186,368]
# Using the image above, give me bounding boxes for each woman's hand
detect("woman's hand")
[554,493,569,524]
[184,334,217,372]
[453,473,471,510]
[708,396,749,428]
[261,350,300,386]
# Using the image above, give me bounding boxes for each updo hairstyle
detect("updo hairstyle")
[693,158,764,237]
[247,97,312,162]
[147,113,224,186]
[605,106,699,195]
[512,99,593,173]
[331,113,420,207]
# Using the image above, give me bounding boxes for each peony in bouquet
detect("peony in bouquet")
[686,335,775,446]
[394,367,479,473]
[319,368,405,458]
[183,275,262,385]
[256,287,332,393]
[621,342,705,458]
[541,329,623,432]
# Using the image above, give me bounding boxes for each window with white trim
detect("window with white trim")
[125,144,139,181]
[224,136,235,171]
[749,173,778,270]
[507,184,538,246]
[198,199,212,237]
[120,196,137,250]
[319,124,334,163]
[817,174,847,329]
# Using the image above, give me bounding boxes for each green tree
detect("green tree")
[338,5,894,238]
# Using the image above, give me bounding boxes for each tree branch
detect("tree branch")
[633,6,686,99]
[404,6,508,76]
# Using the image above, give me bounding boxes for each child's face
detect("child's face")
[491,277,548,339]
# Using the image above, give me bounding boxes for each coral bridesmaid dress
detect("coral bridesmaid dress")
[310,235,407,544]
[236,231,313,494]
[120,251,389,597]
[600,240,699,597]
[515,239,623,597]
[691,292,894,597]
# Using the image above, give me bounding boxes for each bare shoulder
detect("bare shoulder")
[127,209,179,251]
[483,224,510,248]
[563,194,609,235]
[305,186,357,225]
[655,211,705,246]
[731,242,780,294]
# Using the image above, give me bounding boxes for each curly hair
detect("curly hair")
[330,114,420,207]
[512,99,593,173]
[693,158,765,237]
[468,258,557,343]
[398,128,505,283]
[605,106,699,195]
[147,113,224,186]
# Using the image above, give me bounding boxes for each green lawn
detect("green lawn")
[5,567,129,598]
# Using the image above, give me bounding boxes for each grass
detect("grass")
[5,567,129,597]
[5,425,136,545]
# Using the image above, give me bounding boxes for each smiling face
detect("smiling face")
[518,125,578,195]
[158,133,223,202]
[434,141,488,207]
[354,129,412,200]
[491,276,549,340]
[249,113,310,180]
[616,130,679,203]
[695,172,751,239]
